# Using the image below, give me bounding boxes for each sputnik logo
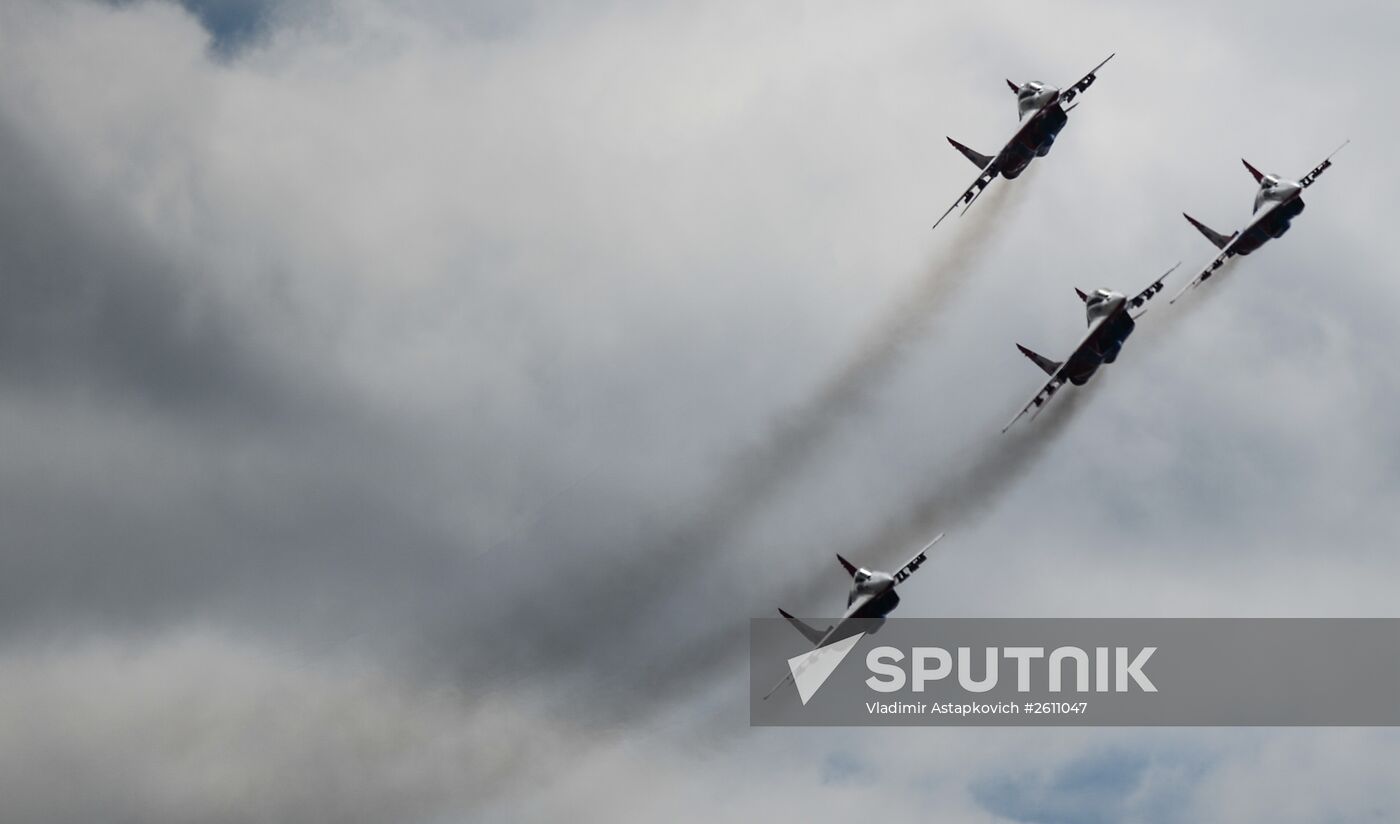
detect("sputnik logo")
[787,633,865,705]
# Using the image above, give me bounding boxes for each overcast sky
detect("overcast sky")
[1,1,1399,821]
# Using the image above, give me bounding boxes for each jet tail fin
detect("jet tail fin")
[836,554,858,578]
[946,137,994,170]
[1074,288,1088,303]
[1016,344,1063,376]
[1183,213,1237,250]
[778,608,831,646]
[1241,158,1265,183]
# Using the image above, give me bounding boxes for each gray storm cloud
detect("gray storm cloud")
[0,114,284,417]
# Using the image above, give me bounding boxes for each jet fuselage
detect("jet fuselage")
[1233,177,1307,255]
[1000,82,1070,179]
[1063,290,1135,385]
[846,569,901,630]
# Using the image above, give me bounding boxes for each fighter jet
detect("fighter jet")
[1171,141,1348,303]
[763,533,943,701]
[1003,263,1180,433]
[932,53,1115,230]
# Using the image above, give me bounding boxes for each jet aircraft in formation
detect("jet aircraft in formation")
[933,53,1115,230]
[764,534,943,701]
[1003,263,1179,432]
[765,52,1346,702]
[1171,141,1349,302]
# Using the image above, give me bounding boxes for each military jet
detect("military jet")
[1171,141,1348,303]
[1004,263,1179,433]
[933,53,1115,230]
[763,533,943,701]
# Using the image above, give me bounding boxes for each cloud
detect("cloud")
[162,0,280,54]
[0,110,283,417]
[0,631,587,823]
[1,0,1400,821]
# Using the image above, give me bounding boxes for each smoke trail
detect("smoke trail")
[632,377,1104,717]
[709,179,1019,527]
[699,163,1043,538]
[549,385,1101,749]
[648,261,1232,730]
[463,177,1041,693]
[847,375,1100,569]
[492,253,1229,740]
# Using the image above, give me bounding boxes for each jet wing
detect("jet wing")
[1126,261,1180,317]
[762,591,877,700]
[1002,317,1107,433]
[931,154,1003,230]
[1056,52,1115,110]
[931,111,1045,230]
[1003,364,1070,434]
[1299,139,1349,189]
[1169,204,1276,303]
[892,532,944,584]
